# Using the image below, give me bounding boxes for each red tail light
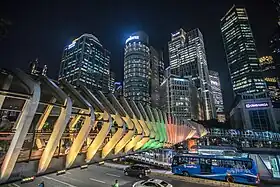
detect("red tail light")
[256,173,260,184]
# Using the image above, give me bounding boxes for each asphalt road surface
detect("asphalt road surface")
[7,165,212,187]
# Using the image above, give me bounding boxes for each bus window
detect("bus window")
[188,157,199,165]
[212,159,223,167]
[200,158,211,165]
[235,160,243,168]
[243,161,252,169]
[178,156,188,165]
[223,160,234,168]
[172,157,178,165]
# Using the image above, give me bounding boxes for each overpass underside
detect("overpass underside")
[0,69,207,184]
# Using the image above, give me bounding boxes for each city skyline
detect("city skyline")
[0,0,278,113]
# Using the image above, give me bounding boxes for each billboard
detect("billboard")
[245,102,269,109]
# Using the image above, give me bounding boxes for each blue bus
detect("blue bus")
[172,154,260,185]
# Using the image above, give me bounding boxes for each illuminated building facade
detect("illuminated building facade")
[230,93,277,131]
[160,72,203,123]
[209,70,226,122]
[168,28,215,120]
[259,56,280,107]
[124,31,151,105]
[150,46,164,108]
[221,6,266,96]
[59,34,110,93]
[109,71,115,93]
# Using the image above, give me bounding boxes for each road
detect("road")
[7,164,211,187]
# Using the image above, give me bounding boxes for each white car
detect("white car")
[132,179,173,187]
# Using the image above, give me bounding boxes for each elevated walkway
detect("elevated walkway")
[0,68,207,184]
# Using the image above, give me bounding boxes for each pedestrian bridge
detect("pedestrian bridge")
[0,69,207,184]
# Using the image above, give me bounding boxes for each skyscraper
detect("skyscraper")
[168,28,215,120]
[160,73,203,123]
[59,34,110,92]
[221,5,266,96]
[109,71,115,93]
[259,56,280,107]
[123,31,151,104]
[150,46,164,108]
[209,70,226,122]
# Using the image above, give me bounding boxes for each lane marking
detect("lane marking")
[106,173,121,178]
[89,178,106,184]
[60,175,86,183]
[12,184,21,187]
[43,176,77,187]
[66,171,72,174]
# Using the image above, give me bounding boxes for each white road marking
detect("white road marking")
[12,184,21,187]
[106,173,121,178]
[89,178,106,184]
[66,171,72,174]
[60,175,86,183]
[43,176,77,187]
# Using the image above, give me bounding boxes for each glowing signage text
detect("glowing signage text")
[245,102,269,109]
[172,31,180,37]
[125,36,139,44]
[68,41,76,49]
[211,80,219,86]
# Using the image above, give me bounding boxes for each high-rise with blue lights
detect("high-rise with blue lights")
[123,31,151,104]
[59,33,110,92]
[123,31,164,106]
[221,5,266,96]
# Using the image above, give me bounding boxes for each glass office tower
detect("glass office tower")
[209,70,226,122]
[160,74,202,123]
[109,71,115,93]
[123,31,151,104]
[221,5,266,96]
[168,28,215,120]
[150,46,164,108]
[59,33,110,93]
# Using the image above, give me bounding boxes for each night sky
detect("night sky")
[0,0,278,113]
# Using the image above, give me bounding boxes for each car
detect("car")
[124,164,151,178]
[132,179,173,187]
